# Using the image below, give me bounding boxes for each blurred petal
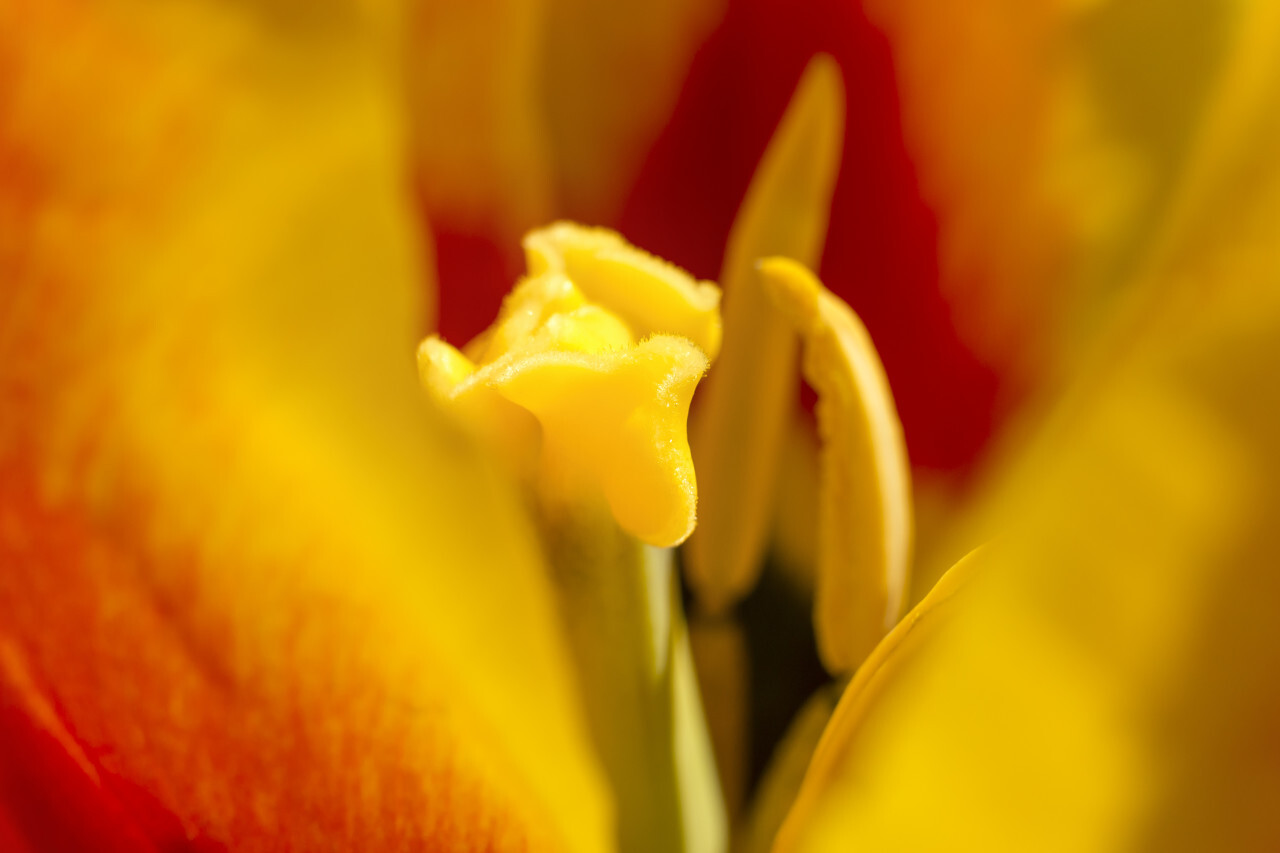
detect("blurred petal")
[412,0,726,346]
[773,549,979,853]
[758,258,911,676]
[777,346,1263,851]
[772,5,1280,847]
[863,0,1064,389]
[734,684,837,853]
[866,0,1258,393]
[409,0,554,236]
[408,0,553,343]
[1047,0,1250,340]
[0,3,609,849]
[541,0,726,224]
[685,56,844,615]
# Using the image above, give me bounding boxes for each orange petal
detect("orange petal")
[0,3,609,850]
[408,0,554,239]
[864,0,1063,388]
[868,0,1260,391]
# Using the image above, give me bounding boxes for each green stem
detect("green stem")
[541,503,725,853]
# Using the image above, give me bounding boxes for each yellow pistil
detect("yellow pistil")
[419,225,718,547]
[418,223,725,853]
[524,222,723,359]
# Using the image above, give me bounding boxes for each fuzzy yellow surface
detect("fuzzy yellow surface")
[524,222,723,359]
[421,223,716,548]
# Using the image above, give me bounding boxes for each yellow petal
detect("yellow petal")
[0,3,609,849]
[757,258,912,675]
[686,54,845,614]
[1108,2,1280,325]
[777,372,1256,851]
[774,10,1280,845]
[772,549,981,853]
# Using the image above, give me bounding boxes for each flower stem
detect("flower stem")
[541,502,725,853]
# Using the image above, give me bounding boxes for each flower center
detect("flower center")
[419,222,720,548]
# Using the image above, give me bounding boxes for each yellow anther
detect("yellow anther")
[524,222,724,359]
[757,257,912,676]
[686,54,846,614]
[420,228,717,549]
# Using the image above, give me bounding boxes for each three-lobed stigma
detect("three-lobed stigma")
[419,222,722,548]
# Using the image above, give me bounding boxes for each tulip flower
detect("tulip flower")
[4,2,1280,853]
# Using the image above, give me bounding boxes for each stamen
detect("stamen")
[757,257,913,676]
[686,55,846,614]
